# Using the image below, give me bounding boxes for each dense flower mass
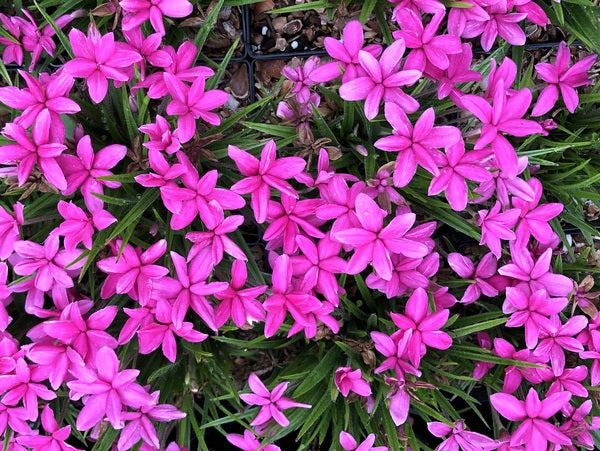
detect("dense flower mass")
[0,1,596,450]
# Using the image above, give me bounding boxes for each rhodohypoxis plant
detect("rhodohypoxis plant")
[0,1,598,450]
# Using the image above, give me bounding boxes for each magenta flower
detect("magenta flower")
[532,41,597,115]
[428,140,492,211]
[282,56,336,103]
[393,11,462,72]
[493,338,547,394]
[390,287,452,368]
[263,254,322,338]
[0,357,56,421]
[339,431,388,451]
[490,388,571,449]
[214,259,267,329]
[229,140,307,224]
[375,104,461,187]
[339,39,422,119]
[134,41,214,99]
[334,367,371,397]
[1,110,68,190]
[121,0,193,35]
[319,20,382,84]
[12,235,83,293]
[58,135,127,212]
[226,429,280,451]
[0,70,79,138]
[427,420,498,450]
[462,3,527,52]
[290,234,346,305]
[16,404,82,450]
[498,245,574,297]
[0,13,23,66]
[534,315,587,376]
[97,239,169,305]
[364,162,405,213]
[447,252,506,304]
[477,201,520,258]
[42,302,118,362]
[558,400,600,449]
[0,263,11,331]
[164,73,229,142]
[139,115,181,154]
[137,299,208,362]
[334,194,429,280]
[316,177,365,236]
[239,373,311,427]
[54,201,116,251]
[503,288,568,349]
[67,346,154,431]
[0,202,23,260]
[263,195,325,254]
[63,28,141,103]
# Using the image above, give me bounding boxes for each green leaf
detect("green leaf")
[293,346,341,398]
[194,0,226,58]
[104,189,160,244]
[451,318,508,338]
[359,0,378,23]
[33,1,73,58]
[121,84,138,145]
[270,0,328,14]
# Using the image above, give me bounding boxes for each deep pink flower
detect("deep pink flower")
[120,0,193,35]
[164,72,228,142]
[493,338,547,394]
[0,202,23,260]
[1,110,68,190]
[462,3,527,52]
[534,315,587,376]
[282,56,336,103]
[97,239,169,304]
[58,135,127,212]
[123,28,172,79]
[63,27,141,103]
[334,194,429,280]
[67,346,154,430]
[491,388,571,449]
[447,252,506,304]
[339,39,422,119]
[263,254,322,338]
[139,115,181,154]
[477,201,520,258]
[339,431,387,451]
[16,404,82,450]
[532,42,597,115]
[0,13,23,66]
[239,373,311,427]
[214,260,266,329]
[334,367,371,397]
[393,11,462,72]
[229,140,306,224]
[390,287,452,368]
[226,429,280,451]
[427,420,498,450]
[375,104,461,187]
[12,235,83,293]
[558,399,600,449]
[315,177,365,237]
[318,20,382,84]
[53,201,116,251]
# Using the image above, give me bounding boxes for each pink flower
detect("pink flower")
[319,20,382,84]
[427,420,498,450]
[447,252,506,304]
[462,3,527,52]
[390,287,452,368]
[493,338,547,393]
[1,110,68,190]
[97,239,169,305]
[139,115,181,154]
[53,201,116,251]
[214,260,266,329]
[229,140,307,224]
[0,13,24,66]
[334,367,371,397]
[239,373,311,427]
[393,11,462,72]
[0,70,79,139]
[164,73,229,142]
[490,388,572,449]
[12,235,83,293]
[0,202,23,260]
[534,315,587,376]
[375,104,461,187]
[226,429,280,451]
[477,201,520,258]
[16,404,82,450]
[123,28,172,79]
[67,346,154,430]
[58,135,127,212]
[334,194,429,280]
[339,39,422,119]
[282,56,336,103]
[339,431,388,451]
[63,27,141,103]
[120,0,193,35]
[532,42,597,115]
